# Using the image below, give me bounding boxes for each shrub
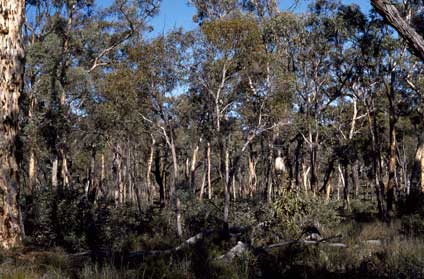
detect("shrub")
[273,191,343,237]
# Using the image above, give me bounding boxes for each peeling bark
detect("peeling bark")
[0,0,25,248]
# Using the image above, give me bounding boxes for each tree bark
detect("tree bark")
[371,0,424,61]
[0,0,25,248]
[386,73,398,214]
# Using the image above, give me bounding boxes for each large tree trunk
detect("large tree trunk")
[386,73,398,214]
[0,0,25,248]
[371,0,424,61]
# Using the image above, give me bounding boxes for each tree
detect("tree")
[0,0,25,248]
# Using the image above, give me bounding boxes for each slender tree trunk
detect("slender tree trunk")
[267,142,274,203]
[87,148,96,202]
[176,197,182,238]
[112,145,123,204]
[352,160,360,198]
[28,151,36,193]
[147,136,155,203]
[326,180,332,203]
[100,153,105,195]
[199,168,206,201]
[232,171,237,201]
[153,148,165,208]
[302,163,310,194]
[52,156,58,189]
[386,73,398,214]
[60,148,69,188]
[169,135,182,238]
[342,163,350,208]
[207,142,212,199]
[0,0,25,248]
[248,152,257,197]
[294,136,302,190]
[190,141,200,192]
[366,98,385,218]
[223,148,230,234]
[410,134,424,193]
[170,138,177,199]
[387,121,397,213]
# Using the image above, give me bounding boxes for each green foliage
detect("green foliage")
[273,191,343,237]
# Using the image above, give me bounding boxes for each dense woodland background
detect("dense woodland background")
[3,0,424,277]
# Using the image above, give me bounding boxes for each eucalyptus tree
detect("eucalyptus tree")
[0,0,25,248]
[22,0,160,195]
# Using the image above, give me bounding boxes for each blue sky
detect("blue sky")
[147,0,373,37]
[96,0,373,37]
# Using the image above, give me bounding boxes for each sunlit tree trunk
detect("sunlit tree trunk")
[146,136,155,202]
[190,140,200,192]
[52,157,58,189]
[199,168,206,200]
[28,151,36,193]
[0,0,25,248]
[207,142,212,199]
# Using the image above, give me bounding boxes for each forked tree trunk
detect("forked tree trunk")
[0,0,25,248]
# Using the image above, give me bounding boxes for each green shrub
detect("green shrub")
[273,191,343,237]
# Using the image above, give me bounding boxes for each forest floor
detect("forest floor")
[1,198,424,279]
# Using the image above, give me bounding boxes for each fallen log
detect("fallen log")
[216,241,250,261]
[128,228,216,259]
